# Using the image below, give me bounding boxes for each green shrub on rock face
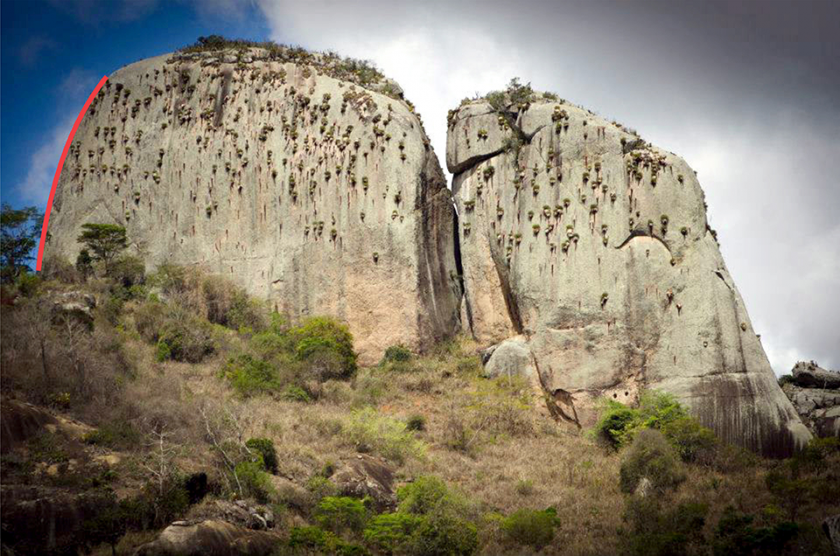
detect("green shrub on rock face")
[501,508,557,549]
[289,317,357,380]
[593,390,719,462]
[660,415,718,463]
[619,429,686,494]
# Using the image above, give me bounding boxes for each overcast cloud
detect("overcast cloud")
[248,0,839,374]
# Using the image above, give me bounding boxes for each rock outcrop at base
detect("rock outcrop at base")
[782,361,840,438]
[46,44,460,365]
[134,520,280,556]
[447,84,810,456]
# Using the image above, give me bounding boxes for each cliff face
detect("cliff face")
[46,46,461,365]
[446,91,810,456]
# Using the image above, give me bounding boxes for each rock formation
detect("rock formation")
[446,83,810,456]
[46,44,460,365]
[781,361,840,438]
[44,40,812,456]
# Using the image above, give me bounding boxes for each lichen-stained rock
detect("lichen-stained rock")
[447,86,810,456]
[46,45,460,365]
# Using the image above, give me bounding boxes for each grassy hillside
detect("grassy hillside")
[1,256,838,555]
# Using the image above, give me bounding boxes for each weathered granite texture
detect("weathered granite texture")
[447,90,810,456]
[782,361,840,438]
[46,47,461,365]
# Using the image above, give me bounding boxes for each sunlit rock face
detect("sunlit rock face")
[46,46,461,365]
[447,90,810,457]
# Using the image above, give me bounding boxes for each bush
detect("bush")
[712,506,798,556]
[110,254,145,287]
[245,437,278,474]
[619,429,686,494]
[406,414,426,431]
[660,416,718,463]
[282,384,312,403]
[314,496,369,534]
[289,317,357,380]
[382,344,412,364]
[622,497,708,556]
[593,391,716,460]
[501,508,557,549]
[234,460,275,503]
[288,526,370,555]
[156,316,215,363]
[223,354,280,396]
[343,407,424,464]
[364,512,424,554]
[593,400,638,448]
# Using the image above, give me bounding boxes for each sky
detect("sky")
[1,0,838,374]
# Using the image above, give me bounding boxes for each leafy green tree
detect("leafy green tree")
[0,203,42,283]
[76,223,127,273]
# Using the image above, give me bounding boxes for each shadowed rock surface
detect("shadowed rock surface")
[133,519,280,556]
[447,89,810,457]
[46,46,460,365]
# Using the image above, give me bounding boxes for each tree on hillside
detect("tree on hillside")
[0,204,42,283]
[77,223,127,274]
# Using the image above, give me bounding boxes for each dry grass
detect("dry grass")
[3,276,838,556]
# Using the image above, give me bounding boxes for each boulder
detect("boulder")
[447,89,810,457]
[792,361,840,389]
[1,485,115,555]
[330,455,395,510]
[782,362,840,438]
[134,520,280,556]
[46,46,461,366]
[481,335,535,379]
[186,499,275,531]
[0,399,57,454]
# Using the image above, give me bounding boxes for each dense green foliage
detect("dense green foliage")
[594,391,718,463]
[0,203,41,283]
[315,496,369,534]
[360,477,478,555]
[500,508,558,549]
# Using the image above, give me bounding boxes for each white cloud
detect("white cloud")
[16,115,76,206]
[16,69,99,207]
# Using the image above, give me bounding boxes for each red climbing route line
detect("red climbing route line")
[36,75,109,271]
